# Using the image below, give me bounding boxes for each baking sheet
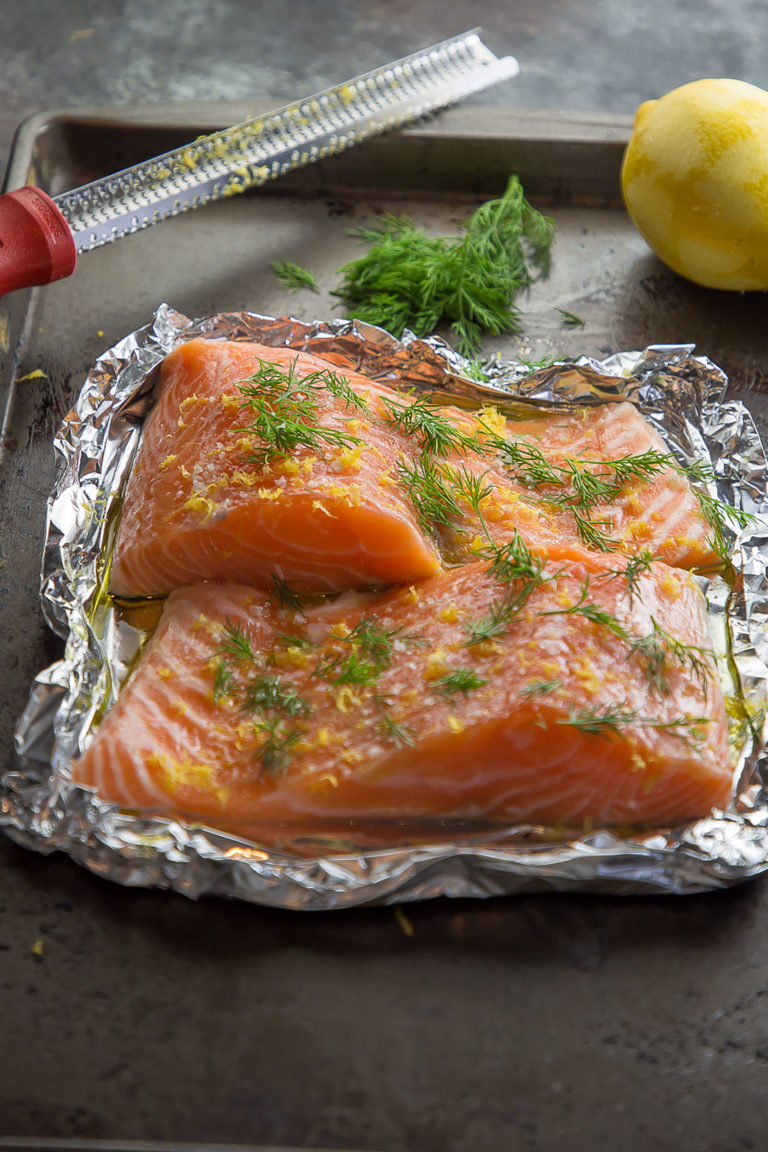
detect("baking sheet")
[3,102,768,904]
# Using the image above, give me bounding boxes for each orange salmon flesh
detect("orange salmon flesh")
[109,339,719,599]
[74,337,736,842]
[73,559,732,837]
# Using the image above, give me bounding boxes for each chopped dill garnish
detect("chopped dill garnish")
[481,530,546,586]
[272,259,320,292]
[313,647,379,686]
[334,175,555,356]
[539,579,631,642]
[395,456,464,536]
[570,508,618,552]
[254,717,303,777]
[377,712,416,749]
[269,573,306,616]
[557,705,710,748]
[461,360,491,383]
[323,371,369,413]
[213,618,312,776]
[212,660,235,704]
[435,668,488,695]
[493,437,563,489]
[313,617,420,686]
[464,585,537,646]
[237,358,362,465]
[690,485,756,560]
[274,632,315,649]
[602,549,655,604]
[626,618,713,698]
[520,678,562,696]
[382,394,476,456]
[242,673,311,718]
[556,308,585,328]
[219,617,255,663]
[451,464,496,515]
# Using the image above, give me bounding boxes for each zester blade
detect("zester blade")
[55,29,518,252]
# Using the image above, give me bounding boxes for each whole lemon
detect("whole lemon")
[621,77,768,290]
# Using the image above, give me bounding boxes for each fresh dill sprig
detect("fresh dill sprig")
[237,358,362,464]
[272,260,320,292]
[377,712,416,749]
[451,464,496,515]
[382,394,476,456]
[520,678,562,696]
[626,618,713,698]
[461,360,491,383]
[494,437,563,488]
[274,632,315,650]
[313,617,419,687]
[464,585,537,646]
[571,508,619,552]
[322,371,370,413]
[690,486,756,560]
[345,617,408,671]
[556,308,585,328]
[395,456,464,536]
[540,580,631,642]
[212,660,235,704]
[481,530,545,586]
[254,717,303,777]
[241,673,311,718]
[219,617,255,663]
[598,449,671,487]
[493,441,674,552]
[557,705,710,747]
[313,647,379,686]
[435,668,488,695]
[269,573,306,616]
[558,703,639,736]
[334,175,555,356]
[643,454,756,562]
[602,549,656,605]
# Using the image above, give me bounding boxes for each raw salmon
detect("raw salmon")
[109,338,444,597]
[109,339,721,600]
[73,556,733,837]
[497,402,720,570]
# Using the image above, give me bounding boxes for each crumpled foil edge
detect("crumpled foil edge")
[4,303,768,908]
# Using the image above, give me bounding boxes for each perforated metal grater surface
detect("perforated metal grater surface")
[53,29,518,253]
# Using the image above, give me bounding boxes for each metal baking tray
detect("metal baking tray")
[4,99,768,802]
[3,101,768,1152]
[4,100,768,869]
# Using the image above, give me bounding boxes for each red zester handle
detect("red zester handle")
[0,186,77,296]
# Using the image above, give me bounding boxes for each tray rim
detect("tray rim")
[3,101,635,194]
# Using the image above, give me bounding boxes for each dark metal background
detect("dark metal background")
[2,104,768,1152]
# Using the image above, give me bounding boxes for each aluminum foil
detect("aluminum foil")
[4,302,768,908]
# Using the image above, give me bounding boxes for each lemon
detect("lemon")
[621,78,768,290]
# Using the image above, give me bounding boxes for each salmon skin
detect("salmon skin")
[73,556,733,838]
[109,338,720,599]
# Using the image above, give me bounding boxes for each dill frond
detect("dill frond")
[272,260,320,292]
[334,176,555,356]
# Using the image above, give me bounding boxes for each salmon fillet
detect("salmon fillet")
[109,339,720,599]
[499,402,719,570]
[73,557,733,837]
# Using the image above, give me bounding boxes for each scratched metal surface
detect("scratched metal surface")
[2,105,768,1151]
